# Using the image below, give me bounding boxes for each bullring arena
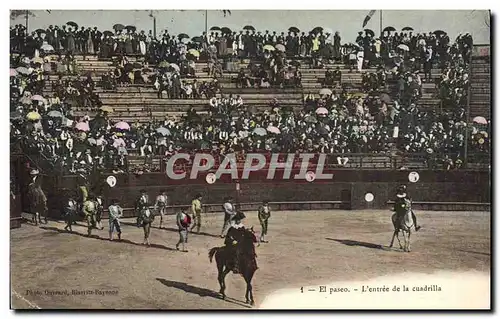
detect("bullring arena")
[9,10,491,310]
[11,209,490,309]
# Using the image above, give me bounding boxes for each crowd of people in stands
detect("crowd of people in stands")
[10,21,489,175]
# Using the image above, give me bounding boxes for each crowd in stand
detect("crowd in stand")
[10,22,489,176]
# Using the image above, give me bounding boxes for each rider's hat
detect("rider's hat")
[234,211,246,221]
[396,185,406,198]
[396,185,407,198]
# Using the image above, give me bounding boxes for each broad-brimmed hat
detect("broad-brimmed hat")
[396,185,407,198]
[234,211,246,221]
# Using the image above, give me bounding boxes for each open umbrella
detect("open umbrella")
[263,44,275,51]
[210,26,221,31]
[113,24,125,31]
[188,49,200,57]
[10,69,18,77]
[364,29,375,37]
[221,27,232,35]
[350,92,367,99]
[156,127,171,136]
[304,115,318,124]
[45,54,58,61]
[178,33,189,39]
[397,44,410,51]
[169,63,180,72]
[323,28,333,35]
[311,26,323,34]
[66,21,78,29]
[473,116,488,125]
[41,44,54,52]
[316,107,328,115]
[433,30,446,36]
[288,27,300,33]
[125,25,136,32]
[243,25,255,31]
[266,126,281,134]
[31,95,44,101]
[319,88,332,96]
[191,36,203,43]
[100,106,114,113]
[114,121,130,130]
[32,57,44,64]
[103,30,114,37]
[75,122,90,131]
[35,28,46,34]
[158,61,170,68]
[383,26,396,32]
[379,93,391,104]
[253,127,267,136]
[26,111,41,121]
[480,131,488,138]
[275,44,286,52]
[47,110,63,118]
[402,27,414,31]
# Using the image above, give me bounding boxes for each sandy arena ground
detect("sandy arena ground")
[10,210,490,310]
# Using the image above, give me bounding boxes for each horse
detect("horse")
[208,227,258,305]
[26,183,48,226]
[389,204,414,252]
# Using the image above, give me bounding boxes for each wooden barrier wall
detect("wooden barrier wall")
[40,169,491,217]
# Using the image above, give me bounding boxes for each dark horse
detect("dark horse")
[26,183,48,225]
[208,227,258,305]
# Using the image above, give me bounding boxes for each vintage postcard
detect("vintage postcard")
[9,9,491,310]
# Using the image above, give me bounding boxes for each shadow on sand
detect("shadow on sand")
[456,249,491,256]
[326,238,386,250]
[120,222,221,238]
[40,226,176,251]
[155,278,251,308]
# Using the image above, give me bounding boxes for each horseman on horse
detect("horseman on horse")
[208,211,259,305]
[394,185,421,232]
[26,169,48,225]
[223,212,256,274]
[390,185,421,252]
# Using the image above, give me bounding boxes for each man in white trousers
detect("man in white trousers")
[357,47,364,72]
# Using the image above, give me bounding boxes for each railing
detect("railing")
[125,151,490,173]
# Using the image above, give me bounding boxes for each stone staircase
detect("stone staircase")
[469,55,491,120]
[40,55,443,122]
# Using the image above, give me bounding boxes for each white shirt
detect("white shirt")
[223,202,236,216]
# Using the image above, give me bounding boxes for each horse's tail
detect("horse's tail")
[208,247,219,263]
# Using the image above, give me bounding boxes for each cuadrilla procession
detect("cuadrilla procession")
[10,9,491,310]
